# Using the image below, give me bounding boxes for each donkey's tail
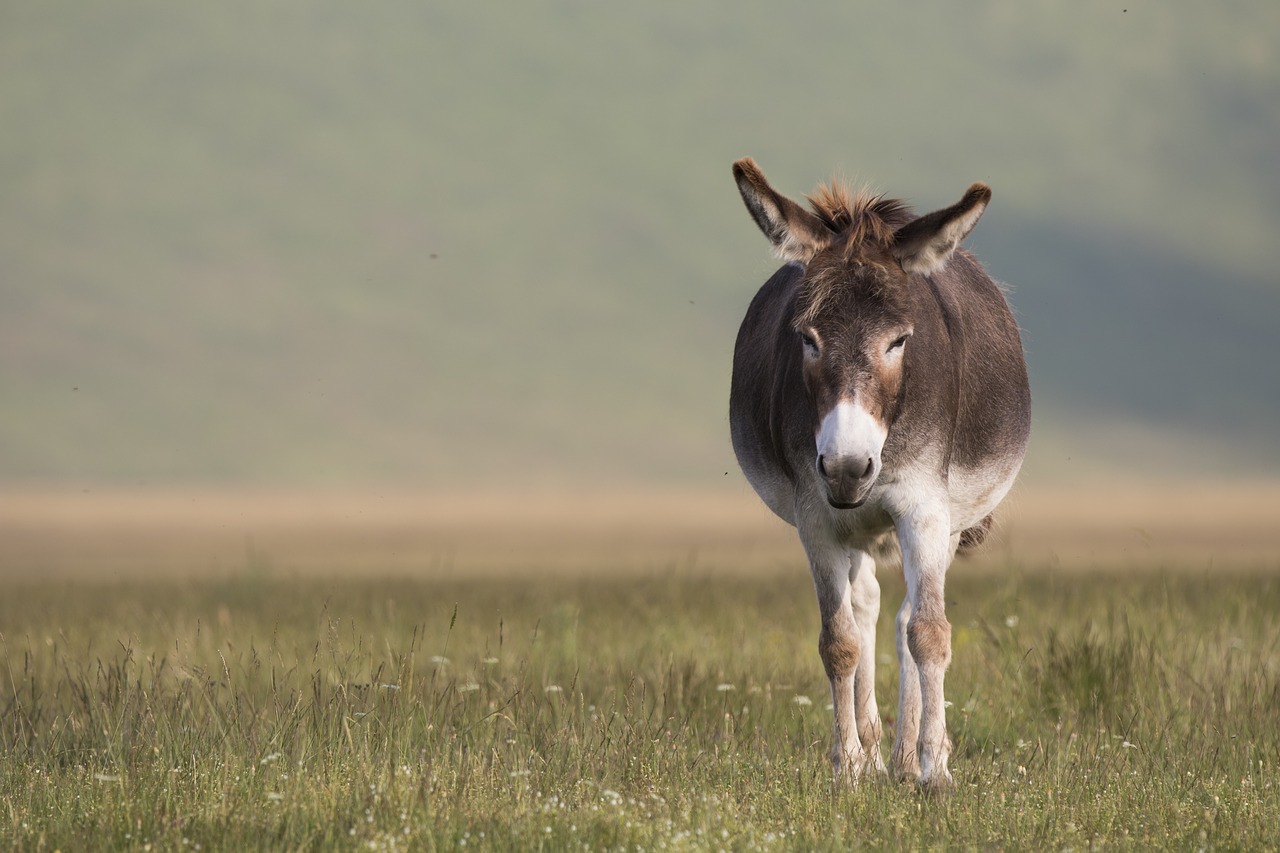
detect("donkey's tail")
[957,514,994,555]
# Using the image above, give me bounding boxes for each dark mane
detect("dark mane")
[793,181,917,328]
[805,182,915,251]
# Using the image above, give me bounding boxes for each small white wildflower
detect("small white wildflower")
[943,700,954,709]
[1005,615,1019,628]
[259,753,281,765]
[266,792,284,801]
[483,657,499,665]
[430,656,450,666]
[379,683,401,691]
[793,695,812,706]
[93,773,122,783]
[458,682,481,692]
[1122,741,1138,750]
[544,684,562,693]
[716,683,735,692]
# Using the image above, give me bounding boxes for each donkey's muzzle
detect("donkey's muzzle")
[817,453,879,509]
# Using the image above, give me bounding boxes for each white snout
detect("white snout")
[816,400,887,476]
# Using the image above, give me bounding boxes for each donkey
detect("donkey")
[728,158,1031,789]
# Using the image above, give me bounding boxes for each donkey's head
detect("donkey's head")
[733,158,991,508]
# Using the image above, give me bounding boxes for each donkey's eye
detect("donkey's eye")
[800,332,820,357]
[887,334,910,354]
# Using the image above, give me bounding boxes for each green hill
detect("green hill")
[3,1,1277,488]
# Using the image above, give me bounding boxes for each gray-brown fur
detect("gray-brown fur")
[729,158,1030,535]
[728,157,1030,786]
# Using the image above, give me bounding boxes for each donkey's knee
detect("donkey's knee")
[819,616,860,680]
[906,616,951,670]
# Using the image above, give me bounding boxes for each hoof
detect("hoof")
[832,748,889,786]
[890,752,921,784]
[830,759,865,786]
[861,747,888,779]
[916,769,955,796]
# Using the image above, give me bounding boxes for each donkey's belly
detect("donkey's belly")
[948,455,1024,532]
[738,458,796,526]
[730,427,796,525]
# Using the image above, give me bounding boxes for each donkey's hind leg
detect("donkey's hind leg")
[891,595,922,780]
[849,553,886,774]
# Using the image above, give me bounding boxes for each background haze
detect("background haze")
[4,1,1278,492]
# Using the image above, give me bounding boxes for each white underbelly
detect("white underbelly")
[948,457,1023,531]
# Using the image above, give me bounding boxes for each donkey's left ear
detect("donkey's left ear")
[892,183,992,275]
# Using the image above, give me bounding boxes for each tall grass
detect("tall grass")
[2,568,1278,850]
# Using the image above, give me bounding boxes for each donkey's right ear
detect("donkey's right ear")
[733,158,834,264]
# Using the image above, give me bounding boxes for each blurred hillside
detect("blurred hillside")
[3,1,1278,490]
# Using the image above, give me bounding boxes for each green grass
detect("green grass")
[3,566,1279,850]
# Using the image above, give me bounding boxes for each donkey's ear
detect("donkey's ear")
[892,183,992,275]
[733,158,834,264]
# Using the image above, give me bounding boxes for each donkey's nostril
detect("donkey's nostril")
[817,455,828,477]
[861,457,875,478]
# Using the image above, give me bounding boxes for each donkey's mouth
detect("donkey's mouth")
[828,497,866,510]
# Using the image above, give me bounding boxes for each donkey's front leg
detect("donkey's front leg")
[897,511,958,791]
[806,546,867,782]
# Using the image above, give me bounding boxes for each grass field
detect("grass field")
[2,489,1279,850]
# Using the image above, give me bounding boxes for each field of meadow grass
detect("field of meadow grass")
[3,561,1280,850]
[1,488,1279,850]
